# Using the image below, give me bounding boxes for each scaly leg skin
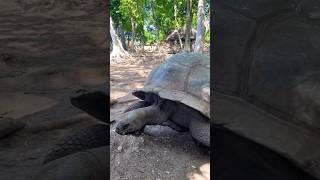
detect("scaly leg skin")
[161,120,187,132]
[34,147,108,180]
[143,125,180,137]
[143,120,186,137]
[189,119,210,147]
[124,100,148,113]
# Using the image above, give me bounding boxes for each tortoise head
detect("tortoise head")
[115,108,148,134]
[115,102,170,135]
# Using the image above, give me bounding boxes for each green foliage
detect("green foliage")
[191,0,198,28]
[119,0,144,36]
[205,29,210,43]
[110,0,210,46]
[144,31,156,44]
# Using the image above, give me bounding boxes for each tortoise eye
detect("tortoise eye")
[121,123,130,130]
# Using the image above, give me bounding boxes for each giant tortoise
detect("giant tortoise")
[115,52,210,147]
[214,0,320,179]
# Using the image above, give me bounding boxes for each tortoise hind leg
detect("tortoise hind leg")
[189,119,210,147]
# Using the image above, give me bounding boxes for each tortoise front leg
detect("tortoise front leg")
[161,120,187,132]
[189,118,210,147]
[124,100,149,113]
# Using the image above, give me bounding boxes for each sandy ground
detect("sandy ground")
[110,50,210,180]
[0,1,107,179]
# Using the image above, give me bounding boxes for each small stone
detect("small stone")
[165,171,170,174]
[192,165,196,169]
[309,11,320,19]
[117,145,122,151]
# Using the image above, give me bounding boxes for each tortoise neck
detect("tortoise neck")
[145,105,170,125]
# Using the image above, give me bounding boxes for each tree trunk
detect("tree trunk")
[110,17,128,58]
[184,0,192,52]
[174,0,183,49]
[118,25,127,50]
[195,0,205,53]
[151,0,160,51]
[142,42,145,52]
[204,11,210,35]
[127,36,130,49]
[131,17,136,51]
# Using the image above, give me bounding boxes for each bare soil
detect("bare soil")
[110,49,210,180]
[0,1,107,179]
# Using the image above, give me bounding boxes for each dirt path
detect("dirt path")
[110,51,210,180]
[0,2,107,179]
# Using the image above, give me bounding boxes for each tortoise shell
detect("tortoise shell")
[214,0,320,178]
[134,53,210,118]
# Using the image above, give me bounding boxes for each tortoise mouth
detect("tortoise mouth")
[115,123,129,134]
[115,123,144,135]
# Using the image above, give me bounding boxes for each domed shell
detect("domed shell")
[136,53,210,118]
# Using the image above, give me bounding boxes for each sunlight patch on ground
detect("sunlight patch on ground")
[129,82,144,89]
[76,67,106,85]
[0,93,56,119]
[188,163,210,180]
[111,90,128,100]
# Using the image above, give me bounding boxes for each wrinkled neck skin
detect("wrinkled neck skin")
[138,96,173,125]
[143,103,171,125]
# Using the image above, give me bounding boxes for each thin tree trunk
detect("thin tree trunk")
[184,0,192,52]
[204,11,210,35]
[131,17,136,51]
[127,36,130,49]
[174,0,183,49]
[119,25,127,50]
[195,0,205,53]
[151,0,160,51]
[110,17,128,58]
[156,31,160,51]
[141,37,145,52]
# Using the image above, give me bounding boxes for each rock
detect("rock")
[0,118,25,139]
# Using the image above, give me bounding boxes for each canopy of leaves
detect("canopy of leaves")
[111,0,210,45]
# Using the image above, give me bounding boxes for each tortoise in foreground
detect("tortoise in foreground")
[115,53,210,147]
[214,0,320,179]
